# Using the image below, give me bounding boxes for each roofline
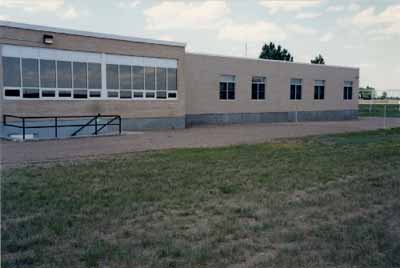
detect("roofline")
[187,52,359,70]
[0,20,186,48]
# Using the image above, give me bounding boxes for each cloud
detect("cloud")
[0,0,64,12]
[295,12,321,19]
[286,24,317,35]
[62,6,78,19]
[351,5,400,35]
[319,32,333,42]
[326,5,345,12]
[144,1,229,30]
[259,0,320,15]
[0,14,10,20]
[115,0,140,9]
[218,20,286,42]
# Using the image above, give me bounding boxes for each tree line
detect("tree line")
[259,42,325,64]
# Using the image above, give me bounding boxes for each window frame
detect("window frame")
[219,75,236,101]
[290,78,302,100]
[314,80,325,100]
[251,76,266,101]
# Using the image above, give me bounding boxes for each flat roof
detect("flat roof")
[187,52,359,70]
[0,20,186,48]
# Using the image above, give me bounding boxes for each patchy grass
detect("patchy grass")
[2,128,400,268]
[359,104,400,117]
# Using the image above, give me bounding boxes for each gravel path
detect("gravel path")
[2,117,400,168]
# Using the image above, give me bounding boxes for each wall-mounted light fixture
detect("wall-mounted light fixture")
[43,34,54,45]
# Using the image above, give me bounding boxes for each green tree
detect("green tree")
[259,42,293,61]
[381,91,387,99]
[311,54,325,64]
[359,85,376,99]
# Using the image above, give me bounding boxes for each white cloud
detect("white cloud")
[351,5,400,35]
[319,32,333,42]
[326,5,345,12]
[286,24,317,35]
[116,0,140,9]
[144,1,229,30]
[0,14,10,20]
[219,21,286,42]
[348,3,360,12]
[259,0,320,15]
[62,6,78,19]
[295,12,321,19]
[158,34,175,41]
[0,0,64,12]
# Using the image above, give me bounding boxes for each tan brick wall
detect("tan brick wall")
[0,26,186,118]
[185,53,359,114]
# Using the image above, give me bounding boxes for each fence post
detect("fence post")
[95,115,98,135]
[383,104,387,129]
[118,116,122,135]
[22,118,26,141]
[55,117,58,138]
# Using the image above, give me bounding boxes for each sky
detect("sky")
[0,0,399,93]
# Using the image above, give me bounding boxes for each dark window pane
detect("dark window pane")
[145,67,155,90]
[157,68,167,91]
[296,85,302,100]
[133,91,143,98]
[106,64,119,89]
[132,66,144,89]
[107,91,119,98]
[320,87,325,99]
[167,68,177,90]
[259,84,265,99]
[119,65,131,90]
[57,61,72,88]
[228,82,235,99]
[348,87,353,99]
[120,90,132,99]
[314,86,319,99]
[157,91,167,99]
[22,58,39,87]
[168,92,177,98]
[3,57,21,87]
[251,83,258,99]
[40,60,56,88]
[4,89,20,97]
[73,89,87,99]
[88,63,102,89]
[73,62,87,89]
[59,90,72,97]
[344,87,347,99]
[89,91,101,98]
[290,85,296,99]
[145,91,155,98]
[220,82,227,99]
[23,88,39,98]
[42,90,56,97]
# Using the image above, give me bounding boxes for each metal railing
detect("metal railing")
[3,114,122,140]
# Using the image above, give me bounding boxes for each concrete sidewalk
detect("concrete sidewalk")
[2,117,400,168]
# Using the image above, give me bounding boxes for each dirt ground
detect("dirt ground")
[1,117,400,168]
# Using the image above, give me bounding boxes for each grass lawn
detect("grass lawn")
[359,104,400,117]
[2,128,400,268]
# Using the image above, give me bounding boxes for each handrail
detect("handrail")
[3,114,122,140]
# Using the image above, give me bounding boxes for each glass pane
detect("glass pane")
[343,87,347,99]
[296,85,302,99]
[344,81,353,87]
[145,67,155,90]
[157,91,167,99]
[315,80,325,86]
[228,82,235,99]
[40,60,56,88]
[3,57,21,87]
[133,91,143,98]
[132,66,144,89]
[251,83,258,99]
[167,68,177,90]
[57,61,72,88]
[73,89,87,99]
[4,89,20,97]
[252,76,265,83]
[88,63,102,89]
[314,86,319,99]
[73,62,87,89]
[290,85,296,99]
[320,87,325,99]
[119,65,132,90]
[348,87,352,99]
[221,74,235,82]
[106,64,119,89]
[145,91,155,98]
[157,68,167,91]
[168,92,177,98]
[23,88,39,98]
[59,90,72,97]
[290,78,302,85]
[22,58,39,87]
[219,82,227,99]
[42,90,56,97]
[259,84,265,99]
[89,91,101,98]
[120,90,132,99]
[108,91,119,98]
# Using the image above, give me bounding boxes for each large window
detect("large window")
[344,81,353,100]
[290,78,302,100]
[314,80,325,100]
[2,45,178,101]
[220,75,235,100]
[251,76,266,100]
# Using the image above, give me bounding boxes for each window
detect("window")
[88,63,102,89]
[40,60,56,88]
[23,88,40,98]
[57,61,72,89]
[344,81,353,100]
[251,76,266,100]
[73,89,87,99]
[145,67,156,90]
[220,75,235,100]
[132,66,144,89]
[120,90,132,99]
[42,90,56,98]
[167,68,177,90]
[3,57,21,87]
[22,58,39,88]
[59,90,72,98]
[290,79,302,100]
[119,65,132,90]
[314,80,325,100]
[157,67,167,99]
[73,62,87,89]
[106,64,119,89]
